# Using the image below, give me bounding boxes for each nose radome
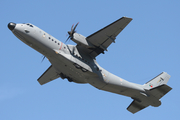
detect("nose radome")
[8,22,16,31]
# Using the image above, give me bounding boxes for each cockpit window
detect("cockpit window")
[26,23,33,27]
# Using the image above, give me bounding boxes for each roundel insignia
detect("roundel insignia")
[149,84,153,88]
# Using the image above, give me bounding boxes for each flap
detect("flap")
[37,65,59,85]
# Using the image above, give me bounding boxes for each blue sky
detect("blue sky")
[1,0,180,119]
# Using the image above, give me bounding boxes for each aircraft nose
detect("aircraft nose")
[8,22,16,31]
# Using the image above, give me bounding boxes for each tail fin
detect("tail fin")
[144,72,172,101]
[127,72,172,114]
[143,72,171,90]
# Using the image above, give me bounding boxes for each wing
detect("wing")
[38,65,59,85]
[84,17,132,58]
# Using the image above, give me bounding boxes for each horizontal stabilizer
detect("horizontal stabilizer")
[127,72,172,114]
[149,84,172,99]
[127,100,149,114]
[38,65,59,85]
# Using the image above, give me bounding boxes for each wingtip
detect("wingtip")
[123,16,133,20]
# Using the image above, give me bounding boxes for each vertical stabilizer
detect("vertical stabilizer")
[127,72,172,114]
[143,72,171,90]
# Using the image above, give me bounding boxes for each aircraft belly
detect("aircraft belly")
[95,72,145,97]
[49,54,88,83]
[84,68,110,89]
[85,77,107,89]
[74,58,93,72]
[100,83,144,97]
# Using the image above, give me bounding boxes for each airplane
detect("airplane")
[8,17,172,113]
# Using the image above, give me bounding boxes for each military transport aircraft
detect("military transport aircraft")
[8,17,172,113]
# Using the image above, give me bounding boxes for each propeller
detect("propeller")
[65,22,79,43]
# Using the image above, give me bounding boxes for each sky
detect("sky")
[1,0,180,120]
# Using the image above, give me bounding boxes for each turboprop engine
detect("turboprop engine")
[66,23,94,48]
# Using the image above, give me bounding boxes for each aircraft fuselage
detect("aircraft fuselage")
[9,23,145,97]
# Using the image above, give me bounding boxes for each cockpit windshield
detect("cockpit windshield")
[26,23,33,27]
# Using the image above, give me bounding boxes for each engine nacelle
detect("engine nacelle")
[72,33,93,48]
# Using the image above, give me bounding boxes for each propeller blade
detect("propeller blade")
[41,56,46,63]
[65,36,71,43]
[71,24,74,32]
[73,22,79,33]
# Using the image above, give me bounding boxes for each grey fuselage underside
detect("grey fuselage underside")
[12,23,145,98]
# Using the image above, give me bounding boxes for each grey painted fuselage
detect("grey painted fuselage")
[13,23,144,96]
[8,19,172,113]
